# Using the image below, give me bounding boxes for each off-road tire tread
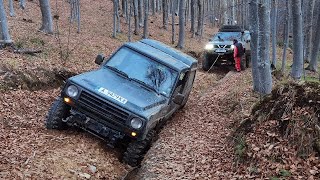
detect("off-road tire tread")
[45,97,69,130]
[123,130,155,167]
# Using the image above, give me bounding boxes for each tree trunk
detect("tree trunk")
[138,0,143,26]
[19,0,26,9]
[143,0,149,38]
[221,0,228,25]
[304,0,315,63]
[76,0,80,33]
[128,0,132,42]
[162,0,168,29]
[9,0,15,17]
[113,0,118,38]
[133,0,139,35]
[190,0,195,33]
[231,0,235,24]
[0,0,12,44]
[306,4,320,72]
[177,0,185,49]
[39,0,53,34]
[281,0,290,74]
[258,0,272,94]
[249,0,260,92]
[171,0,175,44]
[291,0,304,79]
[271,0,277,68]
[196,0,203,35]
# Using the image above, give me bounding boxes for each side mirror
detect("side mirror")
[95,54,105,65]
[173,94,184,105]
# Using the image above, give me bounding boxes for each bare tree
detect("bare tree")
[196,0,203,36]
[271,0,278,68]
[9,0,15,17]
[249,0,260,92]
[177,0,186,49]
[258,0,272,94]
[0,0,13,44]
[19,0,26,9]
[290,0,304,79]
[128,0,132,41]
[39,0,53,34]
[133,0,139,35]
[162,0,168,29]
[143,0,149,38]
[221,0,228,25]
[138,0,143,26]
[190,0,195,33]
[306,2,320,72]
[304,0,315,63]
[171,0,175,44]
[113,0,118,38]
[281,0,290,74]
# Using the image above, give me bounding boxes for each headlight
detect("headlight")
[205,44,214,50]
[231,45,235,49]
[66,85,79,98]
[130,118,143,129]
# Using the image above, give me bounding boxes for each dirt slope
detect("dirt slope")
[135,70,253,179]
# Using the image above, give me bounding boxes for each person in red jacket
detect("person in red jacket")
[233,39,242,72]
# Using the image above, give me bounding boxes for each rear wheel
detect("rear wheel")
[122,130,155,167]
[45,97,70,130]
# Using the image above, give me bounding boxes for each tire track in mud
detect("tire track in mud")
[131,70,244,179]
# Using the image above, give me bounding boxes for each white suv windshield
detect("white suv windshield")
[105,47,178,97]
[213,32,242,41]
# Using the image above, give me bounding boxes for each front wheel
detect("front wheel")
[202,54,218,71]
[45,97,70,130]
[122,130,155,167]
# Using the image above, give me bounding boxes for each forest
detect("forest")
[0,0,319,179]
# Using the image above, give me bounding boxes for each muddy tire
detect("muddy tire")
[45,97,70,130]
[202,54,218,71]
[123,130,155,167]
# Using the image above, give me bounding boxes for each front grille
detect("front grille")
[78,91,130,124]
[215,45,231,48]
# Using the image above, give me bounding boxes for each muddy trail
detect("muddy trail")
[133,69,250,179]
[0,64,240,179]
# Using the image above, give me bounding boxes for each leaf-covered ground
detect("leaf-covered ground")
[1,0,319,179]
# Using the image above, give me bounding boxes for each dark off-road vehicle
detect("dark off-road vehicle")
[203,25,251,71]
[45,39,197,166]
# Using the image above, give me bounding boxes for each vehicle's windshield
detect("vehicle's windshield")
[105,47,178,97]
[212,32,242,41]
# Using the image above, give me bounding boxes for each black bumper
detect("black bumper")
[64,110,126,146]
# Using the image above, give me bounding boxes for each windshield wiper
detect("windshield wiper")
[106,65,129,78]
[130,78,159,95]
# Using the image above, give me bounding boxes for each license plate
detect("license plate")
[215,49,226,53]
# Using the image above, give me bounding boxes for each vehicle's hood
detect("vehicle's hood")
[210,40,234,45]
[69,68,167,115]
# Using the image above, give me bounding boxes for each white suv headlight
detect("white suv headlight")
[66,85,79,98]
[231,45,235,49]
[205,44,214,50]
[130,118,143,129]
